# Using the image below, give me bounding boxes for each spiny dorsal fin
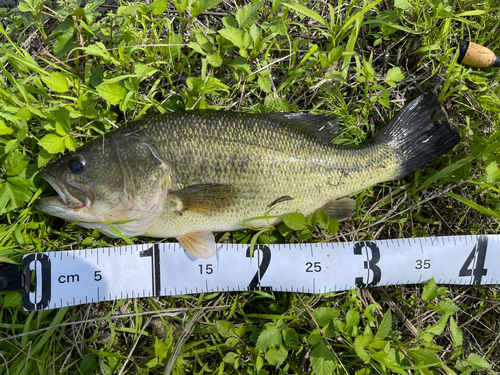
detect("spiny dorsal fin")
[320,197,356,222]
[177,231,216,259]
[170,183,238,215]
[263,112,341,143]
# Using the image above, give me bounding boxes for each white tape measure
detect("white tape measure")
[20,235,495,311]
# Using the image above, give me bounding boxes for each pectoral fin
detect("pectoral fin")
[177,231,216,259]
[320,197,356,222]
[170,183,238,215]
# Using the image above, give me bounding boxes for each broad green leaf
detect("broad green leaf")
[484,161,500,183]
[39,134,66,154]
[328,45,343,63]
[52,19,75,56]
[373,309,392,341]
[218,28,244,49]
[81,44,119,65]
[284,1,328,28]
[207,52,223,67]
[56,123,69,136]
[249,24,261,42]
[84,0,105,13]
[310,340,335,375]
[266,347,287,366]
[345,308,359,331]
[255,326,281,350]
[256,355,264,371]
[449,317,463,346]
[195,32,213,53]
[117,4,139,14]
[307,330,322,346]
[326,218,338,233]
[281,212,307,231]
[18,0,33,13]
[422,278,437,301]
[407,347,439,366]
[96,83,127,105]
[147,0,168,15]
[216,321,233,337]
[42,72,69,93]
[90,64,104,88]
[188,42,206,55]
[425,315,448,335]
[9,165,38,190]
[385,67,405,87]
[134,63,158,77]
[434,299,460,315]
[353,334,372,363]
[235,1,263,28]
[282,328,299,349]
[299,228,312,241]
[316,209,329,229]
[0,121,14,135]
[5,151,29,176]
[313,307,339,327]
[466,353,491,369]
[192,0,224,17]
[153,337,169,358]
[78,354,98,375]
[394,0,412,10]
[222,352,238,365]
[258,75,272,93]
[3,291,22,308]
[65,136,77,151]
[0,182,32,213]
[54,107,70,131]
[307,213,317,227]
[171,0,189,14]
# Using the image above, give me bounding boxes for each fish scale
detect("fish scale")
[37,95,459,258]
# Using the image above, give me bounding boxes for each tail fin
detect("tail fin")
[374,95,460,179]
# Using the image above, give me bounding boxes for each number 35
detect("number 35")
[415,259,431,269]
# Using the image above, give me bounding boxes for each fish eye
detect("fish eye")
[69,156,86,173]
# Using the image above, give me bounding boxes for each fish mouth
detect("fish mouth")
[38,171,92,211]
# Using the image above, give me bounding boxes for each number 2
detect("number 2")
[246,245,272,291]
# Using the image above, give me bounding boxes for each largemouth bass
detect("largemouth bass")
[37,95,459,258]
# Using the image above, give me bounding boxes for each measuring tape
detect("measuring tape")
[13,235,496,311]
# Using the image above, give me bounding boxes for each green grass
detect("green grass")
[1,0,500,374]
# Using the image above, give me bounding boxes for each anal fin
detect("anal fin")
[320,197,356,222]
[177,231,216,259]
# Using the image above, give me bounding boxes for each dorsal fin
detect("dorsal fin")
[263,112,341,143]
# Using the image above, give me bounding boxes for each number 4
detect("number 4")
[459,236,488,285]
